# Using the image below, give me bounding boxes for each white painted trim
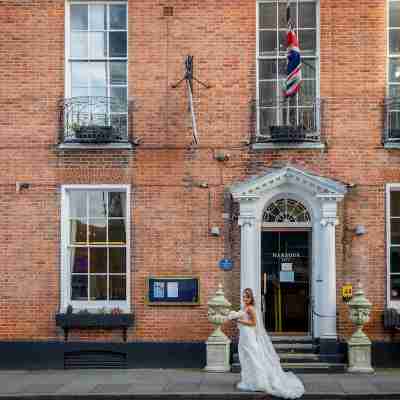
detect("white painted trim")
[386,183,400,310]
[60,184,131,313]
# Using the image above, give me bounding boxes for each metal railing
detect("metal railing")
[60,96,129,144]
[384,97,400,143]
[255,98,323,143]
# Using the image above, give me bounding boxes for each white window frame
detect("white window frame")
[386,183,400,310]
[64,1,129,132]
[388,0,400,98]
[256,0,320,136]
[60,184,131,312]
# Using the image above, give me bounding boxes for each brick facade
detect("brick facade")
[0,0,399,351]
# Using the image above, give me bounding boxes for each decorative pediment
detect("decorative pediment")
[230,166,347,201]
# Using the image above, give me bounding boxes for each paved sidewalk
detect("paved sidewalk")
[0,369,399,399]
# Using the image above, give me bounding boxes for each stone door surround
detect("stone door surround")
[230,166,346,339]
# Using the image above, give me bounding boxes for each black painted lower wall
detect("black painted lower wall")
[0,340,399,369]
[0,342,206,370]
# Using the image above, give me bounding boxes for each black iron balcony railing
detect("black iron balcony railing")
[60,96,129,144]
[384,97,400,143]
[255,98,323,143]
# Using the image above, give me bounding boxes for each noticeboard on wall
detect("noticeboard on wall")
[146,276,200,305]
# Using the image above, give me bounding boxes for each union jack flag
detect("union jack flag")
[285,17,302,97]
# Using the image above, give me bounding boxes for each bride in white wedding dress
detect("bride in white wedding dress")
[233,288,305,399]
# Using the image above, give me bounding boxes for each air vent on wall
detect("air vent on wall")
[64,351,127,369]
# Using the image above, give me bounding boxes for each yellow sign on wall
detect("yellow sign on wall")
[341,284,353,302]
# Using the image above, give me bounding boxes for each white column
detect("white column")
[238,199,261,307]
[318,200,339,339]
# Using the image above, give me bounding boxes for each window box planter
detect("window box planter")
[269,126,306,142]
[73,125,120,143]
[55,313,134,341]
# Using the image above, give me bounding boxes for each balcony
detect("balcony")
[253,98,324,149]
[59,96,131,146]
[384,97,400,147]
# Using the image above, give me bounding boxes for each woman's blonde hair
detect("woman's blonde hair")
[243,288,255,305]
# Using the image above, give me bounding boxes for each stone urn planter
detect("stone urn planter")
[205,283,232,372]
[347,283,374,373]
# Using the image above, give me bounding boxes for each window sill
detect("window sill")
[252,141,325,150]
[58,142,133,150]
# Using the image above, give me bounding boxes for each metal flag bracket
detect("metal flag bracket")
[172,55,210,145]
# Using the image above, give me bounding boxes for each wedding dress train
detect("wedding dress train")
[237,309,305,399]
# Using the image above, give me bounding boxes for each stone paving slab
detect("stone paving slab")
[0,369,399,399]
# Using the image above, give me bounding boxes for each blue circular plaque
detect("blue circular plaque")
[219,259,233,271]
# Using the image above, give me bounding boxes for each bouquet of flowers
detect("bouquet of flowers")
[228,310,245,320]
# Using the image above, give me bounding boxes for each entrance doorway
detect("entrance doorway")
[261,230,311,333]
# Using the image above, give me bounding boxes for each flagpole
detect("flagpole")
[286,0,291,126]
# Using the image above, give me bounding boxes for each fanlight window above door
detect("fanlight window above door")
[263,198,311,223]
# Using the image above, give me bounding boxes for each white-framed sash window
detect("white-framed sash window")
[256,0,319,136]
[389,0,400,98]
[386,184,400,308]
[61,185,130,312]
[65,1,128,133]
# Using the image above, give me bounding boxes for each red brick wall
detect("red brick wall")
[0,0,399,343]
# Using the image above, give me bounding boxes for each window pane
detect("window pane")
[110,61,127,85]
[282,107,298,126]
[390,84,400,98]
[89,191,107,218]
[259,59,277,80]
[111,114,127,136]
[259,30,277,54]
[109,219,126,243]
[389,59,400,83]
[279,3,296,29]
[89,32,107,58]
[71,32,88,58]
[391,219,400,244]
[391,247,400,273]
[111,87,127,112]
[91,87,107,98]
[259,3,276,29]
[70,191,87,217]
[71,62,90,87]
[299,30,316,54]
[299,107,315,130]
[90,62,107,87]
[299,80,316,105]
[260,108,277,133]
[71,4,88,30]
[110,248,126,273]
[90,4,106,30]
[72,87,89,98]
[90,275,107,300]
[110,275,126,300]
[71,275,88,300]
[299,2,316,28]
[390,1,400,28]
[260,81,277,107]
[391,191,400,216]
[278,30,287,55]
[90,247,107,273]
[109,192,126,217]
[89,219,107,243]
[72,247,89,273]
[302,59,316,79]
[110,5,127,30]
[70,219,87,244]
[390,30,400,54]
[109,32,127,57]
[391,276,400,300]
